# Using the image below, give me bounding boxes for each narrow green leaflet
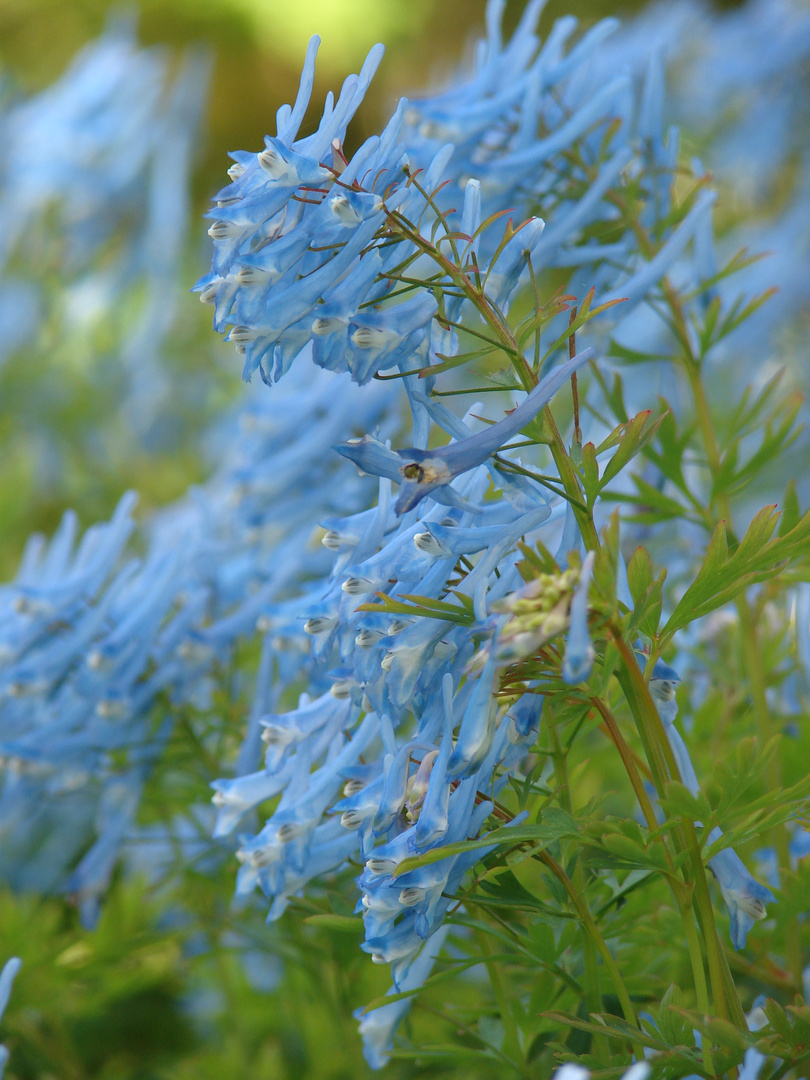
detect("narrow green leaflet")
[392,811,578,878]
[356,591,475,625]
[660,504,810,642]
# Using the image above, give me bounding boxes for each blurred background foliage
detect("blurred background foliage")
[0,0,795,1078]
[0,0,746,185]
[0,0,750,576]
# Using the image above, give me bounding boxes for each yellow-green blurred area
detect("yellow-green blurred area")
[0,0,752,581]
[0,0,739,206]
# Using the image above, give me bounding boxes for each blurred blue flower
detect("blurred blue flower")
[0,957,20,1078]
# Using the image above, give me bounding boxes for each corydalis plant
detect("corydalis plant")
[0,1,808,1078]
[199,4,810,1077]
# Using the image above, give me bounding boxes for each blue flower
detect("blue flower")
[355,926,449,1068]
[602,191,718,310]
[0,365,396,907]
[709,843,776,951]
[562,551,596,684]
[552,1064,650,1080]
[0,956,21,1077]
[337,348,593,513]
[648,656,682,727]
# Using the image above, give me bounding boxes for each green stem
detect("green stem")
[611,635,671,796]
[611,631,747,1031]
[682,913,715,1062]
[592,696,716,1074]
[581,932,611,1066]
[589,696,667,837]
[677,297,797,1006]
[477,929,525,1070]
[548,708,611,1066]
[736,599,802,990]
[387,206,600,553]
[416,1000,529,1076]
[682,821,732,1025]
[537,850,644,1062]
[544,408,601,552]
[387,209,532,381]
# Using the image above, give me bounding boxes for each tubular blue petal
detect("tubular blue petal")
[562,551,595,684]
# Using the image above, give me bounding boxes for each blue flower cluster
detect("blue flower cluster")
[194,5,762,1065]
[0,13,209,438]
[195,0,723,395]
[0,15,204,275]
[0,367,396,925]
[1,0,808,1071]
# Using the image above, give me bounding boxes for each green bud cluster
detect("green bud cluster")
[494,566,582,662]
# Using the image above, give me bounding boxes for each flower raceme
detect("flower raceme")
[196,0,719,393]
[194,3,792,1066]
[0,367,396,922]
[1,0,806,1075]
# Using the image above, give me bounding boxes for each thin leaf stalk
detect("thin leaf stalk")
[591,696,716,1073]
[535,849,644,1061]
[611,632,745,1029]
[666,259,800,996]
[475,928,527,1072]
[387,203,599,549]
[547,706,610,1066]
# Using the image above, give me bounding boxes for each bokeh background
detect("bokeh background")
[0,1,799,1078]
[0,0,749,566]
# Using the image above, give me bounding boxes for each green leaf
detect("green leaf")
[657,983,692,1047]
[516,539,558,577]
[598,410,665,489]
[392,812,578,878]
[538,286,627,364]
[527,921,559,963]
[602,475,689,523]
[599,640,620,691]
[592,511,620,612]
[425,343,499,378]
[624,547,666,639]
[607,341,671,367]
[698,294,722,354]
[659,781,713,826]
[712,391,803,500]
[359,954,507,1014]
[356,591,475,625]
[539,1011,668,1052]
[598,832,670,871]
[597,367,629,423]
[778,480,800,538]
[661,504,810,642]
[580,441,600,504]
[721,369,786,441]
[763,998,793,1039]
[716,285,779,343]
[626,546,653,606]
[646,401,696,499]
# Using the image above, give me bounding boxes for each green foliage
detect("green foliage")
[660,504,810,643]
[2,11,810,1080]
[356,591,476,625]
